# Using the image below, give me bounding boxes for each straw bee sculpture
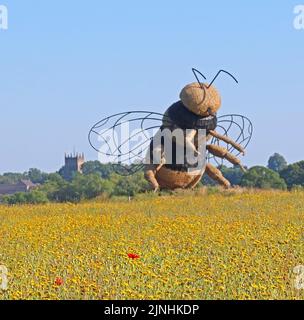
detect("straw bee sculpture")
[89,68,253,191]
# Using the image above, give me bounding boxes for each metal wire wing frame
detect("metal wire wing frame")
[89,112,253,176]
[88,111,173,176]
[207,114,253,167]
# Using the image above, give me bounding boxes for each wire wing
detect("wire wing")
[88,111,170,175]
[207,114,253,167]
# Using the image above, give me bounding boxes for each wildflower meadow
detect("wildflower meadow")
[0,190,304,300]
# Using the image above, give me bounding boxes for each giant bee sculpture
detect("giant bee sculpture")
[89,68,253,191]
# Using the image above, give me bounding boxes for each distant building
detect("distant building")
[61,153,85,180]
[0,180,38,196]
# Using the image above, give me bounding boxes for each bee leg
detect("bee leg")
[205,163,231,189]
[209,130,245,155]
[185,129,199,155]
[187,174,204,189]
[207,144,246,172]
[144,165,160,192]
[144,157,166,192]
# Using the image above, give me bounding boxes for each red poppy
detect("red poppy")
[54,277,64,286]
[128,253,140,259]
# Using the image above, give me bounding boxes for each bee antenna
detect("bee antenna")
[192,68,207,90]
[207,70,238,88]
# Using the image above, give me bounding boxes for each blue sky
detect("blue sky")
[0,0,303,173]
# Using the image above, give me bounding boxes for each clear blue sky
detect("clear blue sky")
[0,0,303,173]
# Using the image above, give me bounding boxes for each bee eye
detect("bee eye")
[207,108,216,117]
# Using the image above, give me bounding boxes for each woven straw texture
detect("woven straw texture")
[180,82,221,116]
[156,166,204,190]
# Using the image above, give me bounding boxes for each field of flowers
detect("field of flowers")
[0,189,304,300]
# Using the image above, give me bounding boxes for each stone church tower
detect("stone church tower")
[62,153,85,180]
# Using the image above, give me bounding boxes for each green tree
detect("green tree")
[40,173,66,201]
[46,173,66,184]
[72,173,114,199]
[267,153,287,172]
[111,172,149,196]
[201,173,216,186]
[82,161,115,179]
[51,182,81,203]
[41,173,114,203]
[220,165,244,186]
[58,166,78,181]
[25,190,49,204]
[28,168,49,184]
[202,165,244,186]
[3,190,48,205]
[280,161,304,189]
[0,172,27,184]
[2,192,26,204]
[241,166,287,190]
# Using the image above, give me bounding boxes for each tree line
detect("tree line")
[1,153,304,204]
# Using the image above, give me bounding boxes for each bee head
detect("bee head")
[180,82,221,117]
[180,69,238,117]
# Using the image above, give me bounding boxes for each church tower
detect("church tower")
[62,152,85,180]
